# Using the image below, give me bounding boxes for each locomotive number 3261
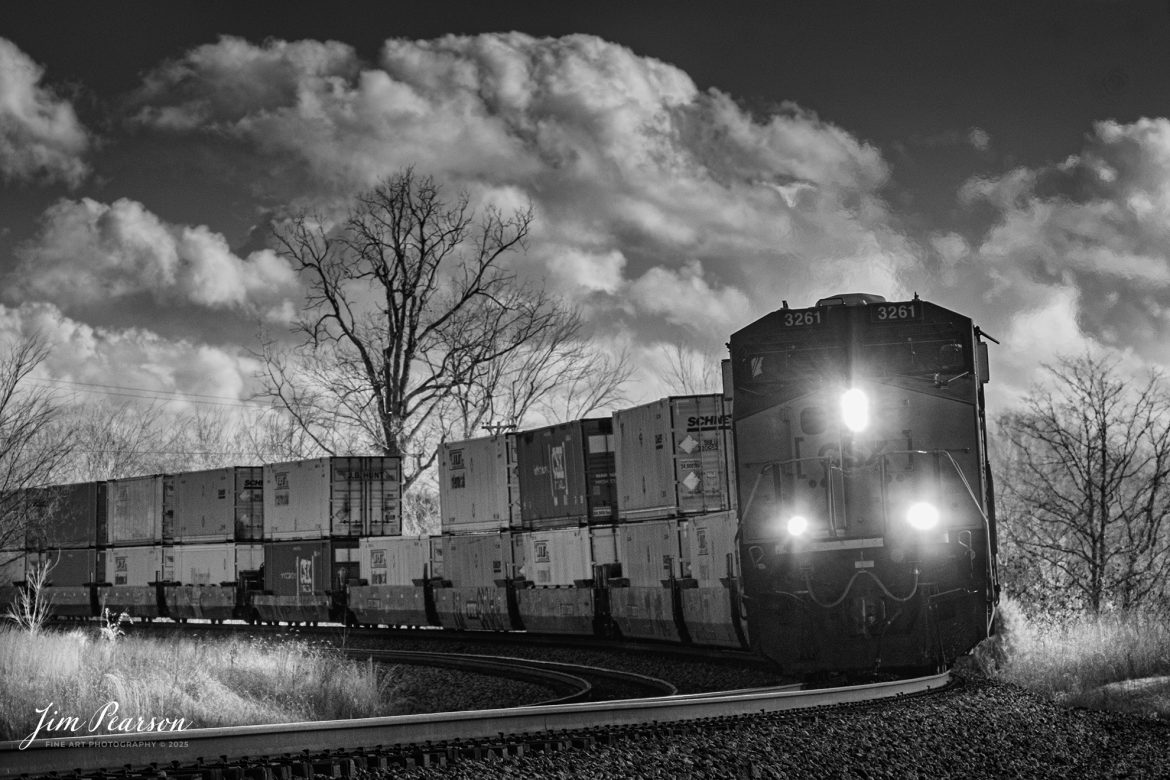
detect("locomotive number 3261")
[874,303,919,321]
[783,310,823,327]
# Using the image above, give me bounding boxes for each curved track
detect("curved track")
[0,668,950,778]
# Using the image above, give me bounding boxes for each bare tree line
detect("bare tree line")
[995,353,1170,614]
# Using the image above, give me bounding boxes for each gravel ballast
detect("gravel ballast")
[376,674,1169,779]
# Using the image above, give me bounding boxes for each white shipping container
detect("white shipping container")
[171,543,237,585]
[614,396,733,521]
[174,467,263,542]
[106,545,164,586]
[616,518,683,586]
[680,511,738,585]
[359,536,430,586]
[514,528,593,586]
[264,456,402,540]
[438,435,518,533]
[107,475,170,545]
[442,532,514,587]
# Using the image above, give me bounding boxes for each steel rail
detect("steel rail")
[351,650,596,705]
[0,671,950,778]
[352,649,677,704]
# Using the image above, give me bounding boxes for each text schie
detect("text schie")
[686,414,731,430]
[20,703,189,750]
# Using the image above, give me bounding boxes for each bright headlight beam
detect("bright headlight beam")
[907,502,940,531]
[787,515,809,536]
[841,388,869,432]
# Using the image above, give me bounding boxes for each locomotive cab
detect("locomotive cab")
[730,293,998,674]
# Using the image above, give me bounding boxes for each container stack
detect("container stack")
[257,456,403,624]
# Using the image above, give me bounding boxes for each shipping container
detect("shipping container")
[358,536,430,586]
[438,434,519,533]
[679,511,738,586]
[21,482,106,549]
[441,531,515,587]
[263,539,357,596]
[33,547,104,586]
[513,527,594,587]
[174,467,263,542]
[615,518,683,586]
[515,418,616,529]
[264,456,402,540]
[171,543,235,585]
[614,395,733,521]
[107,475,173,545]
[105,545,164,586]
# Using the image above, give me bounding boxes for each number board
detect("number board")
[868,301,923,324]
[778,308,824,328]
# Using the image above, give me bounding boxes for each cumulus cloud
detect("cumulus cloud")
[950,117,1170,405]
[127,32,917,360]
[0,38,90,186]
[11,197,299,319]
[0,301,260,410]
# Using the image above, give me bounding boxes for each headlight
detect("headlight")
[786,515,809,537]
[841,388,869,432]
[907,502,940,531]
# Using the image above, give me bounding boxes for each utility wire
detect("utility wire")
[28,377,275,409]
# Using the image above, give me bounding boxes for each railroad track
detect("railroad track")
[0,663,951,779]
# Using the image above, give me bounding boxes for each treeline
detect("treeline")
[994,353,1170,616]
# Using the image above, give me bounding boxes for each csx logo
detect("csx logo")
[687,414,731,429]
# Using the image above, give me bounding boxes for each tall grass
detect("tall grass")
[0,627,407,742]
[977,597,1170,717]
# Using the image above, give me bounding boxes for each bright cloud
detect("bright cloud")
[11,197,299,319]
[0,38,90,187]
[0,301,260,409]
[127,32,916,352]
[951,117,1170,405]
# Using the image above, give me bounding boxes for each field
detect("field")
[976,597,1170,718]
[0,625,409,742]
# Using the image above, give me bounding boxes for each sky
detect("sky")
[5,0,1170,429]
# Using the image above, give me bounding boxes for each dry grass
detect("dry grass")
[0,627,409,742]
[975,596,1170,718]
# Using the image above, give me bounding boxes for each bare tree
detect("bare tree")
[452,307,633,436]
[997,352,1170,613]
[0,336,73,551]
[660,343,720,395]
[261,168,628,490]
[62,400,176,481]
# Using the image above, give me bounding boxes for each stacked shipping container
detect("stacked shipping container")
[263,456,402,540]
[174,467,263,542]
[515,418,616,529]
[106,475,172,546]
[437,435,518,534]
[613,396,733,521]
[22,482,106,549]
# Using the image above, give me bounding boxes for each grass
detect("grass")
[976,596,1170,718]
[0,626,410,742]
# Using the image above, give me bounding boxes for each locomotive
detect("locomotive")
[730,293,999,672]
[0,292,998,675]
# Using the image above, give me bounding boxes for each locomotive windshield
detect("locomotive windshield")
[857,322,970,379]
[738,344,846,387]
